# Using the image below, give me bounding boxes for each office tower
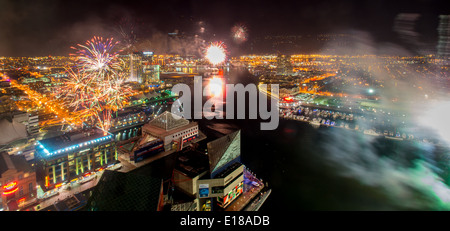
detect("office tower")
[437,15,450,59]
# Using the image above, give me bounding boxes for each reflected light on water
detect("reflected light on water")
[207,77,224,97]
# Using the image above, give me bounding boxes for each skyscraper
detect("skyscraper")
[129,52,143,83]
[276,53,292,75]
[437,15,450,60]
[142,64,160,84]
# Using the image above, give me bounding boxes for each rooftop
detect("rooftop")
[207,130,241,177]
[0,118,28,146]
[36,128,113,158]
[0,151,33,177]
[174,149,209,178]
[112,107,143,119]
[146,111,190,131]
[85,170,163,211]
[143,111,197,138]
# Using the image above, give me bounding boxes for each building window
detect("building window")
[212,186,224,194]
[29,183,33,193]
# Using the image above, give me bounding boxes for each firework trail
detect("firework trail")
[61,36,134,133]
[114,16,140,54]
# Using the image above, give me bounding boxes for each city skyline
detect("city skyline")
[2,0,450,217]
[0,0,449,57]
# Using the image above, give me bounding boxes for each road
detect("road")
[35,171,104,210]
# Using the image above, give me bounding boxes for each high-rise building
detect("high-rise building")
[142,64,160,84]
[130,52,143,83]
[142,51,154,62]
[276,53,292,75]
[437,15,450,60]
[27,113,39,136]
[127,51,157,84]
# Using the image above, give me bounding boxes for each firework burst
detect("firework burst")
[205,42,227,66]
[71,36,123,75]
[61,36,134,133]
[114,16,142,53]
[231,24,248,44]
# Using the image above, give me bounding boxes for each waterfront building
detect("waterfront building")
[110,107,148,142]
[128,111,202,163]
[142,111,200,152]
[173,130,244,211]
[35,128,117,191]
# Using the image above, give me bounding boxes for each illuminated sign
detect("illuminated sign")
[283,96,294,102]
[3,182,17,191]
[220,182,243,208]
[199,184,209,198]
[2,181,18,195]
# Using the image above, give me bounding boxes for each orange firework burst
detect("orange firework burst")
[61,36,134,134]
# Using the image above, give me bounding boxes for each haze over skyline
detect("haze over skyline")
[0,0,448,56]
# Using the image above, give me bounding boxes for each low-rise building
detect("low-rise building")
[172,130,244,211]
[0,151,37,211]
[127,111,203,163]
[35,128,117,192]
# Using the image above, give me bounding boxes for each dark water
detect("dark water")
[200,118,450,211]
[143,67,450,211]
[199,68,450,211]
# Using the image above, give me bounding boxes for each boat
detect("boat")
[363,129,382,136]
[385,136,403,141]
[309,119,321,128]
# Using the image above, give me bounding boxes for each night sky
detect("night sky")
[0,0,448,56]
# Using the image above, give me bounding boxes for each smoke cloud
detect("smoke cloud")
[311,25,450,210]
[317,127,450,210]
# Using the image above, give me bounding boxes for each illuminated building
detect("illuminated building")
[279,96,300,109]
[35,128,117,191]
[128,111,203,163]
[141,51,154,64]
[124,51,158,84]
[173,130,244,211]
[0,151,37,211]
[276,53,292,75]
[130,52,143,83]
[142,111,200,152]
[142,64,160,84]
[110,107,148,142]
